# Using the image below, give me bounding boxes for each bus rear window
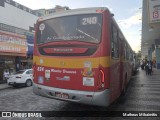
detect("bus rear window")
[37,14,102,44]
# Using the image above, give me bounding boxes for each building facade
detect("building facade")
[0,0,70,80]
[0,0,38,80]
[141,0,160,69]
[33,5,70,16]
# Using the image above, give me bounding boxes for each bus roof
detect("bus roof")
[38,7,110,22]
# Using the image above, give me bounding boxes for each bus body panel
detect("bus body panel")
[110,59,120,103]
[33,56,110,91]
[33,7,133,107]
[33,83,110,107]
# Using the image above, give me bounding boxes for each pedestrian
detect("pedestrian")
[145,63,149,75]
[141,60,145,70]
[148,62,152,75]
[153,60,156,68]
[150,60,153,73]
[3,70,9,80]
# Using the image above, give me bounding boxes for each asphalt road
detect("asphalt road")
[0,68,160,120]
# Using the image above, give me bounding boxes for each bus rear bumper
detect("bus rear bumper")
[33,83,110,107]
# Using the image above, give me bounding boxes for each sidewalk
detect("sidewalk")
[0,80,11,90]
[140,67,160,76]
[0,80,7,84]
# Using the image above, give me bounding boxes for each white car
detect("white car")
[7,69,33,87]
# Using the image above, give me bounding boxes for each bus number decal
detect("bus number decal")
[82,17,97,25]
[37,67,44,71]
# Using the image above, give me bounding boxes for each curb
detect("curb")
[0,80,7,84]
[0,82,11,90]
[0,86,12,90]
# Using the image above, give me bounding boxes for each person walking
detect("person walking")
[141,60,145,70]
[3,70,9,80]
[148,61,152,75]
[145,63,149,75]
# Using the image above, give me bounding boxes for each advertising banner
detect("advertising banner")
[0,31,27,56]
[148,0,160,23]
[26,35,34,56]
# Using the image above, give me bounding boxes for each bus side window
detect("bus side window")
[111,42,114,57]
[124,43,127,59]
[130,50,133,61]
[127,45,130,60]
[126,45,129,60]
[111,25,119,58]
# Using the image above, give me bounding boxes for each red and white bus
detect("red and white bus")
[33,7,133,107]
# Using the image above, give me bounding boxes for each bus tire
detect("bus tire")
[121,74,127,96]
[121,85,126,96]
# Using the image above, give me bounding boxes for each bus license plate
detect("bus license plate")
[55,92,69,99]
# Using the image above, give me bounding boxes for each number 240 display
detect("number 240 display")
[81,17,97,25]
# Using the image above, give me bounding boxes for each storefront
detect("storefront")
[155,39,160,69]
[0,30,28,80]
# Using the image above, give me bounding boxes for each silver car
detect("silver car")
[7,69,33,87]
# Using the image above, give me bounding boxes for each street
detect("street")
[0,68,160,120]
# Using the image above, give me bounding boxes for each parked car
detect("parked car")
[7,69,33,87]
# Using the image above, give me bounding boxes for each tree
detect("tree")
[137,50,141,58]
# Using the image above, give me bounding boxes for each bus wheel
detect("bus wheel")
[119,86,127,104]
[119,76,127,104]
[121,85,126,96]
[121,74,127,96]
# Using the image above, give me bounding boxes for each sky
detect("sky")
[13,0,142,53]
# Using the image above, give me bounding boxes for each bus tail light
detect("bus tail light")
[100,70,105,83]
[97,69,105,88]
